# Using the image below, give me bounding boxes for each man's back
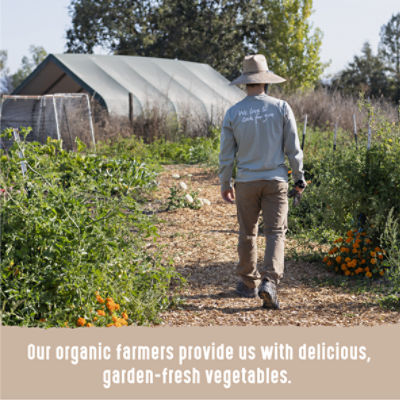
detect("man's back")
[219,93,303,190]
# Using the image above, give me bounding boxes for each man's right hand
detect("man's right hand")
[288,180,306,206]
[221,188,235,204]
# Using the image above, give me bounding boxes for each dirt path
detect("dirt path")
[147,165,400,326]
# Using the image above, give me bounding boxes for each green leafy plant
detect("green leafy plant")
[166,185,202,211]
[0,129,184,327]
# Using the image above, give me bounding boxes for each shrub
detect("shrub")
[0,130,183,327]
[323,229,388,278]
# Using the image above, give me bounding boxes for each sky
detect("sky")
[0,0,399,78]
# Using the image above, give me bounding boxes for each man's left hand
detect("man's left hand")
[221,188,235,204]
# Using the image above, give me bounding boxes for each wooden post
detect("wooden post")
[129,92,134,127]
[353,113,358,149]
[12,129,27,177]
[52,95,61,141]
[85,94,96,151]
[63,102,74,150]
[333,120,338,151]
[367,116,372,150]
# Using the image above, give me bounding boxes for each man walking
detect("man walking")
[219,54,306,309]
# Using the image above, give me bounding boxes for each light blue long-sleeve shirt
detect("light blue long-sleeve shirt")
[218,93,305,191]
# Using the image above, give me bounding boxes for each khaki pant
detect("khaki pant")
[234,180,288,288]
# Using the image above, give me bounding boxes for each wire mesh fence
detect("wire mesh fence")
[0,93,95,151]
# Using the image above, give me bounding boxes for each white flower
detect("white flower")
[179,181,188,190]
[185,194,194,203]
[172,173,180,179]
[201,198,211,206]
[198,198,204,206]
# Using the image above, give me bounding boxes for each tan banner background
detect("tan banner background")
[1,325,399,399]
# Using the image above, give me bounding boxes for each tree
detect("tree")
[239,0,325,90]
[0,50,13,94]
[11,45,47,90]
[379,13,400,103]
[331,42,391,100]
[0,46,47,93]
[66,0,324,90]
[380,13,400,79]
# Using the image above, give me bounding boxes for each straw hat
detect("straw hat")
[230,54,286,85]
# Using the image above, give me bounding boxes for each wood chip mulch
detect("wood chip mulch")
[144,165,400,327]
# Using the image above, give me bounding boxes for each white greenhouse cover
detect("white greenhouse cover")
[14,54,245,120]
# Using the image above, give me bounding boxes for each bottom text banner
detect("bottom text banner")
[1,326,399,399]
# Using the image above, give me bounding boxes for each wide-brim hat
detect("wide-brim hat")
[230,54,286,85]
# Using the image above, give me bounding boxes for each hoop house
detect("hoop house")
[12,54,245,122]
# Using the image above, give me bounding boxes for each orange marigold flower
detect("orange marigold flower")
[346,230,353,237]
[64,322,69,327]
[323,256,328,263]
[345,237,352,243]
[106,323,114,327]
[345,248,350,253]
[366,272,372,278]
[122,312,128,320]
[96,295,105,304]
[370,251,376,257]
[107,303,116,312]
[361,259,366,264]
[375,247,381,252]
[341,264,347,271]
[378,254,383,260]
[345,257,351,263]
[112,315,118,322]
[379,270,385,276]
[353,242,360,249]
[97,309,106,316]
[327,260,333,266]
[86,323,94,327]
[362,247,367,252]
[352,248,358,254]
[345,270,351,276]
[370,258,377,265]
[336,256,342,263]
[288,170,292,174]
[93,316,98,321]
[115,304,120,311]
[77,317,86,327]
[39,318,46,322]
[106,298,117,312]
[365,238,371,244]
